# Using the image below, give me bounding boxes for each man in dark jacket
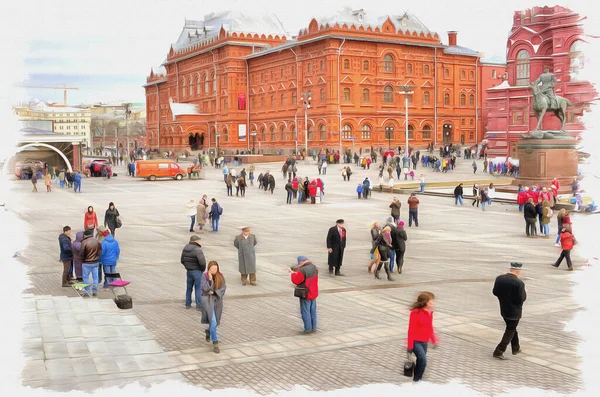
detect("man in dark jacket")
[58,226,73,287]
[285,181,294,204]
[180,235,207,309]
[454,183,464,206]
[492,262,527,360]
[389,198,401,223]
[326,219,346,276]
[80,229,102,295]
[407,193,420,227]
[523,198,538,237]
[391,221,408,273]
[291,256,319,333]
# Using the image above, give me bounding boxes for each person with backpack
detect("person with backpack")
[541,201,553,237]
[209,198,222,232]
[290,256,319,334]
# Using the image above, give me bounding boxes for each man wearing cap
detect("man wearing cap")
[326,219,347,276]
[492,262,527,360]
[180,235,207,309]
[80,228,102,296]
[234,227,258,286]
[290,256,319,333]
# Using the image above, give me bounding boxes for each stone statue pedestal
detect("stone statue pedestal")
[512,139,578,193]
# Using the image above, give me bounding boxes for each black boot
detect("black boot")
[397,263,403,274]
[374,263,383,279]
[384,262,393,281]
[213,341,220,354]
[205,329,210,342]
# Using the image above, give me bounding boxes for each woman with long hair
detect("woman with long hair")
[84,206,98,231]
[368,222,382,273]
[371,226,394,281]
[104,202,120,236]
[407,292,438,382]
[201,261,227,353]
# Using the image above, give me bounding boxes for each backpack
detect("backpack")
[548,208,554,218]
[217,204,223,216]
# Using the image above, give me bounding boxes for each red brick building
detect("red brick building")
[145,9,492,154]
[483,6,598,157]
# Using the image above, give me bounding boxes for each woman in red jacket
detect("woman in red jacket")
[553,227,576,270]
[407,291,438,382]
[84,206,98,231]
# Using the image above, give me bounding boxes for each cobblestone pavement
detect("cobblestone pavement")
[4,156,587,395]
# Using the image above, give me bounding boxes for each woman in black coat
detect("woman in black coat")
[371,226,394,281]
[392,222,408,273]
[104,202,120,236]
[523,198,538,237]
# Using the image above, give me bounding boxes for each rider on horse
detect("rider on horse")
[532,66,558,108]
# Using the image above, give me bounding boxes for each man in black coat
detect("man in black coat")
[180,235,207,310]
[454,183,464,206]
[492,262,527,360]
[326,219,346,276]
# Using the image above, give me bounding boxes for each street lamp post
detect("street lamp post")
[301,92,311,160]
[398,86,414,155]
[385,126,394,150]
[216,134,221,157]
[250,132,257,154]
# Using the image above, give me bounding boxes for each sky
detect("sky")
[5,0,599,105]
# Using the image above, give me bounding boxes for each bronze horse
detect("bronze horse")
[530,83,573,131]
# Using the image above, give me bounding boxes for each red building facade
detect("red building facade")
[483,6,598,157]
[145,9,490,154]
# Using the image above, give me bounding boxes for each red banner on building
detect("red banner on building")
[238,93,246,110]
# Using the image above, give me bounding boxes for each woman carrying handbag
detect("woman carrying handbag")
[407,292,438,382]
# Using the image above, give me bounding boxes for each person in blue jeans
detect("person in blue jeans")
[291,256,319,333]
[209,198,222,232]
[201,261,226,353]
[454,183,464,206]
[80,229,102,296]
[73,171,82,193]
[180,235,207,309]
[99,233,120,289]
[407,292,438,382]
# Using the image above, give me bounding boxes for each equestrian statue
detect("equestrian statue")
[523,66,574,139]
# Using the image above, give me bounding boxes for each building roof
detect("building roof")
[19,127,56,135]
[29,102,90,113]
[488,80,512,90]
[312,8,435,36]
[481,55,506,65]
[169,100,203,120]
[173,10,290,52]
[442,45,480,57]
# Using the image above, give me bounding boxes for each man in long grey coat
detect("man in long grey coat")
[234,227,257,285]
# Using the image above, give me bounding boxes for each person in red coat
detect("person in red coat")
[84,206,98,231]
[308,180,318,204]
[290,256,319,333]
[407,291,438,382]
[554,228,576,270]
[517,187,528,212]
[552,178,560,191]
[291,177,299,199]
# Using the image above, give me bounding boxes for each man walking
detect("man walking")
[100,232,120,289]
[326,219,346,276]
[209,198,222,232]
[58,226,74,287]
[454,183,464,206]
[234,227,258,286]
[389,198,401,223]
[407,193,419,227]
[31,172,38,192]
[290,256,319,334]
[74,170,82,193]
[80,229,102,296]
[180,235,207,309]
[492,262,527,360]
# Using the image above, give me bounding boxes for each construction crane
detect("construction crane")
[17,84,79,106]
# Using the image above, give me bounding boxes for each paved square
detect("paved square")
[5,156,584,394]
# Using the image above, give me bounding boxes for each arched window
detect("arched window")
[341,124,352,139]
[444,68,450,79]
[281,94,286,106]
[469,119,474,126]
[291,124,296,140]
[343,58,350,70]
[363,60,369,71]
[320,60,325,71]
[407,63,413,74]
[260,97,265,108]
[196,76,201,96]
[343,87,351,101]
[383,85,394,103]
[204,74,209,94]
[423,91,431,105]
[516,50,530,86]
[307,125,313,140]
[460,94,466,106]
[461,70,466,79]
[222,127,229,142]
[383,54,394,73]
[424,65,430,75]
[469,71,475,80]
[270,126,276,141]
[361,124,371,139]
[181,80,186,98]
[281,126,287,141]
[270,96,275,108]
[260,127,265,142]
[422,124,432,140]
[307,62,312,73]
[444,93,450,106]
[408,125,414,140]
[212,74,216,92]
[362,88,370,102]
[292,92,297,104]
[189,78,193,97]
[319,124,326,140]
[469,94,475,107]
[320,88,326,101]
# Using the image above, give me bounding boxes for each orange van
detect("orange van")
[135,159,186,181]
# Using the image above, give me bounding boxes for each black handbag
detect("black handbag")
[403,352,415,377]
[116,217,122,228]
[294,287,308,299]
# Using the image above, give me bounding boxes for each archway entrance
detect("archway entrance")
[15,143,74,172]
